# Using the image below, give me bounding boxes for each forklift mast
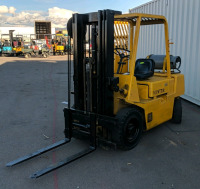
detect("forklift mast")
[71,10,121,116]
[7,10,122,178]
[9,30,15,46]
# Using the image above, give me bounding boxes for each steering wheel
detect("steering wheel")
[114,48,130,74]
[114,47,130,59]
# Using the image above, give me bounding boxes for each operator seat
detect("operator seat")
[134,59,155,80]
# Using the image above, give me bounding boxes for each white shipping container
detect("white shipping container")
[130,0,200,105]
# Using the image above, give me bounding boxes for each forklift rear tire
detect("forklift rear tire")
[171,97,182,124]
[115,107,144,150]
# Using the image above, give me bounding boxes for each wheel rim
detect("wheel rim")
[126,119,140,143]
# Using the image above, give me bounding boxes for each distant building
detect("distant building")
[34,21,52,39]
[0,26,56,42]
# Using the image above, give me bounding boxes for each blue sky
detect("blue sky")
[0,0,150,27]
[1,0,150,13]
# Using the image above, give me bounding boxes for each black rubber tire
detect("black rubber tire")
[115,107,144,150]
[171,97,182,124]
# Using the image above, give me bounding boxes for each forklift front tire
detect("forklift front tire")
[115,107,144,150]
[171,97,182,124]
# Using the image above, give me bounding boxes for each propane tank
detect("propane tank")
[147,54,181,70]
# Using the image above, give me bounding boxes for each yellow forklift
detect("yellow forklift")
[12,35,24,56]
[52,33,65,55]
[6,10,184,178]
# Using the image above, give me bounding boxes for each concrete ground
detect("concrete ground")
[0,56,200,189]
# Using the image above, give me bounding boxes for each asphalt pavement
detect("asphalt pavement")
[0,56,200,189]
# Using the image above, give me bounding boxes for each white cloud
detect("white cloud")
[0,5,9,14]
[6,11,44,26]
[9,7,16,14]
[48,7,73,19]
[0,6,74,28]
[47,7,74,28]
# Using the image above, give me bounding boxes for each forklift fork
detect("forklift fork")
[6,110,96,178]
[6,138,70,167]
[30,146,95,178]
[6,137,95,178]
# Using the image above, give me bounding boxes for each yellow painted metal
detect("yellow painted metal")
[163,20,171,78]
[137,85,149,100]
[138,95,175,130]
[126,16,141,103]
[172,74,185,96]
[162,57,167,72]
[16,47,23,53]
[129,23,134,64]
[114,13,167,24]
[137,76,170,98]
[113,13,185,131]
[56,45,64,51]
[56,33,63,36]
[114,21,129,73]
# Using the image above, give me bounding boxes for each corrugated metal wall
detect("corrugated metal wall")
[130,0,200,105]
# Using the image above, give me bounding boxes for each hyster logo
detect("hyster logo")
[153,88,165,95]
